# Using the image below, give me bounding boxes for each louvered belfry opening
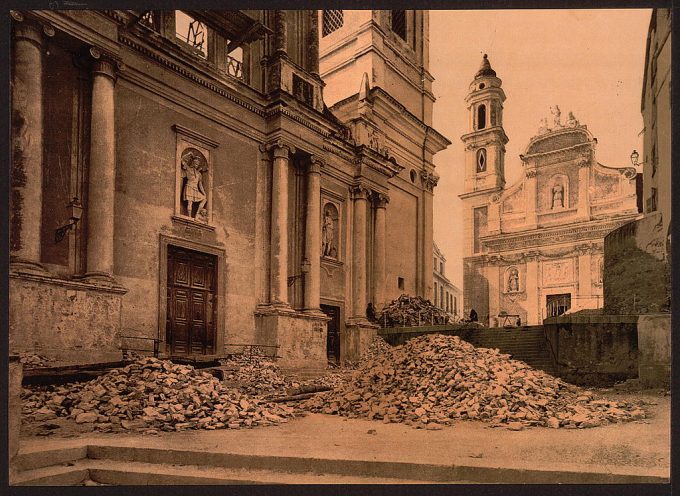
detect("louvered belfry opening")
[323,10,344,36]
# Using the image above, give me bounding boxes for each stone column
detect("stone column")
[10,14,52,274]
[421,172,437,301]
[85,49,118,282]
[269,142,294,308]
[487,261,501,326]
[525,169,538,228]
[308,10,320,75]
[577,158,592,219]
[351,185,370,319]
[525,252,540,324]
[274,10,287,56]
[303,157,323,313]
[577,245,593,310]
[255,145,272,306]
[373,193,389,309]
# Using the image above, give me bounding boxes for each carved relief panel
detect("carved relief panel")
[541,258,575,287]
[173,125,218,225]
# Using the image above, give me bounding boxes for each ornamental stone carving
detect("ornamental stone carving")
[506,266,520,293]
[321,202,339,259]
[420,171,439,192]
[525,169,538,178]
[180,148,209,222]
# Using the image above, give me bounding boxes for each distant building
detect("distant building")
[459,55,639,326]
[603,8,671,315]
[640,8,671,247]
[433,242,461,318]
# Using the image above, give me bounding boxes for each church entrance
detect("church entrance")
[166,245,217,356]
[321,304,341,361]
[546,293,571,318]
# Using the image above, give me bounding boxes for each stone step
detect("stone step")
[13,464,89,486]
[15,443,668,485]
[15,445,87,472]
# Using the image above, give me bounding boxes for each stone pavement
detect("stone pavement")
[17,393,670,484]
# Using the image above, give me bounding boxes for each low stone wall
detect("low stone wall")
[254,309,328,369]
[9,273,126,363]
[341,321,379,362]
[378,324,475,347]
[637,313,671,387]
[544,314,639,386]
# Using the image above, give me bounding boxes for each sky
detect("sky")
[429,9,651,289]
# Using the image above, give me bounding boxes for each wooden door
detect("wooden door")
[166,245,217,355]
[321,304,341,361]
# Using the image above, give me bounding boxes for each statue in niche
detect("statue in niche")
[551,183,565,209]
[507,268,520,292]
[550,105,562,128]
[181,148,208,221]
[321,205,338,258]
[566,111,579,127]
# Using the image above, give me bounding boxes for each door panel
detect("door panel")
[321,304,340,361]
[167,245,217,356]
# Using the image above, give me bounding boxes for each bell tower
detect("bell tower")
[461,54,508,195]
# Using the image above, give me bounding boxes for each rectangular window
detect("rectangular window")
[175,11,207,58]
[391,10,407,40]
[440,261,444,274]
[322,10,344,37]
[398,277,405,291]
[473,206,488,254]
[651,187,658,212]
[434,282,438,306]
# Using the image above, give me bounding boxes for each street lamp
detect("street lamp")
[630,149,640,167]
[55,197,84,243]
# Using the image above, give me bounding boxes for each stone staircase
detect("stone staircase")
[456,327,557,375]
[12,444,458,485]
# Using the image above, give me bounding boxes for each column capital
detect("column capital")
[11,12,54,47]
[87,47,124,81]
[266,139,296,158]
[308,156,325,174]
[420,170,439,192]
[525,169,539,178]
[578,158,592,169]
[373,192,390,208]
[350,184,371,201]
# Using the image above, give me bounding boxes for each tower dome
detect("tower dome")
[475,54,497,79]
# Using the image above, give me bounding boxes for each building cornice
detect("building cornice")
[481,216,638,252]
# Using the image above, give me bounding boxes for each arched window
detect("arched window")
[477,104,486,130]
[391,10,407,40]
[476,148,487,173]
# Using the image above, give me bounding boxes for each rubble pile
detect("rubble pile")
[343,336,393,370]
[377,294,451,327]
[22,357,301,433]
[305,334,647,430]
[17,352,53,368]
[219,351,292,397]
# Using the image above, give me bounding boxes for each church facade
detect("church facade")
[459,55,639,326]
[9,10,448,367]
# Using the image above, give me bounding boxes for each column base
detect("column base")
[74,271,124,289]
[9,257,49,276]
[303,308,327,318]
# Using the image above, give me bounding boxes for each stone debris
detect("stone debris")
[377,294,452,327]
[304,334,647,430]
[17,352,54,368]
[219,351,293,397]
[22,357,302,433]
[343,336,393,370]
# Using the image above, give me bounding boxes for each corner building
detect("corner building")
[459,55,639,325]
[9,10,449,367]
